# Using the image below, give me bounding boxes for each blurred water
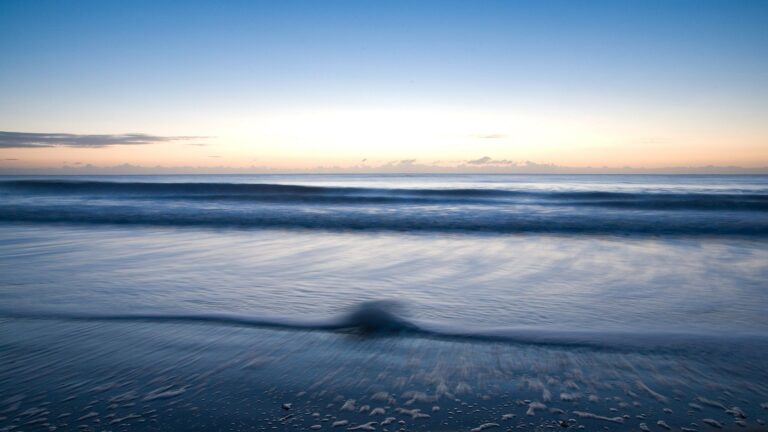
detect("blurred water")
[1,174,767,431]
[1,174,767,234]
[1,225,767,338]
[1,174,768,337]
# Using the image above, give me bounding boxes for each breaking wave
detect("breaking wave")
[2,179,768,209]
[2,179,767,235]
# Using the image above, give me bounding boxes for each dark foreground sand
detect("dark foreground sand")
[2,318,767,431]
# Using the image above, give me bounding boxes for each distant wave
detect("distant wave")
[3,179,768,209]
[2,180,767,235]
[2,300,765,352]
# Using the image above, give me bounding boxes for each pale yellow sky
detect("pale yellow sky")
[1,106,766,171]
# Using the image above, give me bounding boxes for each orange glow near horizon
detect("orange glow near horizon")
[1,107,767,171]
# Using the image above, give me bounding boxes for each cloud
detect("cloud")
[466,156,517,166]
[380,159,418,168]
[0,131,209,148]
[522,160,558,169]
[2,161,767,175]
[467,156,493,165]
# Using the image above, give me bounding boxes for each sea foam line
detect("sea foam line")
[2,301,765,353]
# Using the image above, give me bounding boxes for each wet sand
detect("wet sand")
[1,319,767,431]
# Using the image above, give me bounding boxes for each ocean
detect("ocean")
[1,174,767,431]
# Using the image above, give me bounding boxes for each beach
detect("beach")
[1,174,767,431]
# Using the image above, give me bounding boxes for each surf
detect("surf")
[3,300,767,353]
[2,179,768,210]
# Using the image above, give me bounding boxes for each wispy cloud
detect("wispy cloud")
[381,159,418,168]
[466,156,516,166]
[0,131,209,148]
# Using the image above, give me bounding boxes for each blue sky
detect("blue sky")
[1,0,767,172]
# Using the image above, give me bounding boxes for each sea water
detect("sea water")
[1,174,767,431]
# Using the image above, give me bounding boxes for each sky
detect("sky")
[1,0,767,173]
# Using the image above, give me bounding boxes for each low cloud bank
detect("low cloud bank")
[1,160,766,175]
